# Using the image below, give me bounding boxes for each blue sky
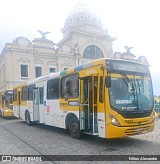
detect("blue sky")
[0,0,160,95]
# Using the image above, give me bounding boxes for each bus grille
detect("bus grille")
[125,126,150,135]
[124,120,149,125]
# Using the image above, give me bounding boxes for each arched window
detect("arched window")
[83,45,104,59]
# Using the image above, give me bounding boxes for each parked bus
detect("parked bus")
[13,58,155,139]
[13,84,28,120]
[0,89,13,117]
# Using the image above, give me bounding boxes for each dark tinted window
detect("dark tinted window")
[47,78,60,100]
[49,68,55,73]
[61,74,79,99]
[39,87,44,104]
[28,84,35,100]
[22,86,28,101]
[13,89,17,101]
[35,67,42,78]
[21,65,28,77]
[99,76,104,103]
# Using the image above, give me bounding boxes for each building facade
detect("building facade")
[0,2,115,91]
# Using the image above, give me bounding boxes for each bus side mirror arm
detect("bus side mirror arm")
[105,76,111,88]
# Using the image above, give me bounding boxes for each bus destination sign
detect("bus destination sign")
[107,60,149,74]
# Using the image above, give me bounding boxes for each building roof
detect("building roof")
[61,2,107,35]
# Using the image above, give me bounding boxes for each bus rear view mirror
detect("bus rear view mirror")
[105,76,111,88]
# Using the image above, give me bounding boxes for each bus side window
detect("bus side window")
[28,84,35,100]
[39,87,44,104]
[22,86,28,101]
[61,74,79,99]
[94,76,98,104]
[2,95,5,105]
[13,89,17,101]
[47,78,60,100]
[34,90,39,104]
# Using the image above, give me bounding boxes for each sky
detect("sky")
[0,0,160,95]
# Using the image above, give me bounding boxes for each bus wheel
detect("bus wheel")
[69,117,81,139]
[26,112,32,126]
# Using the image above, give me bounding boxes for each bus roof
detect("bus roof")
[27,58,106,85]
[27,57,149,85]
[13,83,27,90]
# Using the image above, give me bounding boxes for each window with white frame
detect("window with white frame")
[21,65,28,77]
[49,68,55,73]
[35,66,42,78]
[83,45,104,59]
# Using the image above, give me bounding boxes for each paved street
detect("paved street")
[0,117,160,163]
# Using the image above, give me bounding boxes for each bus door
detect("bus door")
[79,76,98,135]
[17,91,21,118]
[38,87,44,123]
[33,88,40,121]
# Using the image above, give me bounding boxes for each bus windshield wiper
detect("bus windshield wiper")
[120,72,135,91]
[120,72,139,110]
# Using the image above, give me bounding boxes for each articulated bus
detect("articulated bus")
[13,58,155,139]
[0,90,13,117]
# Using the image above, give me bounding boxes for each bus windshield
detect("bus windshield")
[109,73,153,112]
[5,92,13,110]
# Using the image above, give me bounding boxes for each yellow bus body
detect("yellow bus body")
[13,84,27,119]
[0,90,13,117]
[12,58,155,139]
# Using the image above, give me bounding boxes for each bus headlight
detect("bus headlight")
[109,114,121,126]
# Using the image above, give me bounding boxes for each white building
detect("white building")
[0,2,115,91]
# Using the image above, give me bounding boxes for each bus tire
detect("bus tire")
[69,117,81,139]
[25,112,32,126]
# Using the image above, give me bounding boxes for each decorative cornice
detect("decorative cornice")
[18,57,30,63]
[34,59,44,64]
[47,61,58,66]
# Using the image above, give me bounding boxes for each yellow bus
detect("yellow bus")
[13,84,28,120]
[0,89,13,117]
[154,97,160,117]
[13,58,155,139]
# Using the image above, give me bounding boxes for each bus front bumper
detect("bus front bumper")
[3,110,14,117]
[106,121,155,138]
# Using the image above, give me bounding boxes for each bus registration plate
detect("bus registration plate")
[135,127,143,133]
